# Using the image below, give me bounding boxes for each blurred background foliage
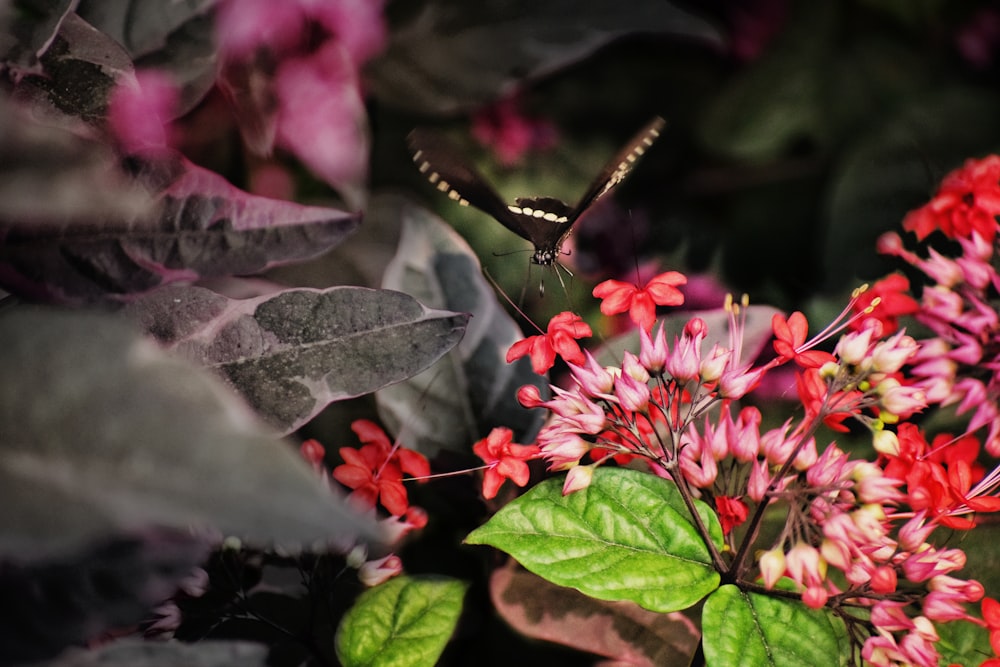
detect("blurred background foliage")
[357,0,1000,326]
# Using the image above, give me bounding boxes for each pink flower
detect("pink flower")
[358,554,403,587]
[592,271,687,331]
[106,70,178,155]
[562,464,595,495]
[507,311,592,374]
[758,548,786,589]
[665,318,707,382]
[471,93,557,167]
[472,427,540,500]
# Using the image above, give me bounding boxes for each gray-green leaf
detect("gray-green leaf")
[378,199,546,455]
[0,308,382,560]
[125,284,470,434]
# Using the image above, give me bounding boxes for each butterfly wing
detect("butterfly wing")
[407,129,529,240]
[570,116,667,222]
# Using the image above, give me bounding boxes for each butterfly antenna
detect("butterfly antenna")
[628,207,642,284]
[553,261,580,314]
[485,267,545,334]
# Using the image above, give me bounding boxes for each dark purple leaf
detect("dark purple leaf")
[9,12,136,123]
[38,639,268,667]
[0,152,361,303]
[0,529,211,664]
[76,0,218,114]
[0,0,76,68]
[123,284,470,434]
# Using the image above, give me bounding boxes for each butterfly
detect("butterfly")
[408,117,666,278]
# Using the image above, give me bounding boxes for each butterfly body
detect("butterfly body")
[409,116,665,268]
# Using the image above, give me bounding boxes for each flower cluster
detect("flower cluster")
[879,154,1000,455]
[302,420,430,586]
[496,255,1000,664]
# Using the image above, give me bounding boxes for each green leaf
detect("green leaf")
[377,199,546,455]
[466,467,722,613]
[699,4,836,161]
[936,615,993,667]
[702,585,845,667]
[335,575,467,667]
[824,86,1000,286]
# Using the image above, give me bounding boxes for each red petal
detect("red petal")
[332,464,372,489]
[396,448,431,478]
[351,419,392,450]
[506,337,534,364]
[378,480,410,516]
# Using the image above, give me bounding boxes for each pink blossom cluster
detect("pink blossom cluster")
[502,268,1000,665]
[878,155,1000,456]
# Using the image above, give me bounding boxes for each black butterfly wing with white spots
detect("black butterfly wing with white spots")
[571,116,666,221]
[407,129,530,240]
[408,117,666,267]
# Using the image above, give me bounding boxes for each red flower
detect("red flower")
[849,274,919,335]
[473,427,540,500]
[772,311,835,368]
[592,271,687,331]
[331,420,430,517]
[983,597,1000,656]
[715,496,749,535]
[902,155,1000,242]
[882,425,1000,529]
[796,368,862,432]
[507,311,592,374]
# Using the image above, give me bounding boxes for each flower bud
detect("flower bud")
[562,464,595,495]
[758,548,786,589]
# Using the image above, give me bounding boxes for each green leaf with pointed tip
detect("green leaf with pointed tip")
[466,467,722,613]
[702,585,846,667]
[335,575,467,667]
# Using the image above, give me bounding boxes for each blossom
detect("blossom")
[358,554,403,587]
[771,311,835,368]
[332,420,429,517]
[982,597,1000,656]
[300,438,326,469]
[902,155,1000,242]
[106,70,178,155]
[473,427,541,499]
[849,274,919,335]
[592,271,687,331]
[715,496,749,535]
[471,93,557,166]
[507,311,592,374]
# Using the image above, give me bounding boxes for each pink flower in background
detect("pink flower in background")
[472,94,558,166]
[106,70,178,155]
[214,0,387,206]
